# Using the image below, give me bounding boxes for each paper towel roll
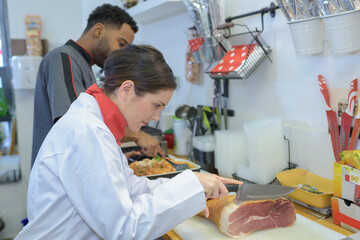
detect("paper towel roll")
[215,130,248,178]
[243,118,288,184]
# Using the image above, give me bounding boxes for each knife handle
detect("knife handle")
[318,75,331,110]
[225,184,242,193]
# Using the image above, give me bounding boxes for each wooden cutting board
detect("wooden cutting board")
[173,214,345,240]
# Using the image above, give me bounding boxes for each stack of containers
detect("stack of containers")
[214,118,288,184]
[242,118,288,184]
[214,130,247,178]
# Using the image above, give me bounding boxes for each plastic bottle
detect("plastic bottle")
[173,116,191,156]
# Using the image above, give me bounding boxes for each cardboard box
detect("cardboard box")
[332,197,360,232]
[334,161,360,204]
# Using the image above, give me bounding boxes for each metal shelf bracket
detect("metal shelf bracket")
[224,2,280,36]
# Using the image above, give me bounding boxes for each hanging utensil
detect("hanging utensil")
[215,79,222,129]
[175,104,191,119]
[202,106,212,132]
[340,78,357,151]
[318,75,341,162]
[222,79,229,129]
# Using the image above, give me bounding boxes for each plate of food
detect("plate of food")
[129,154,201,179]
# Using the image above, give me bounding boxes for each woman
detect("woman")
[15,44,241,240]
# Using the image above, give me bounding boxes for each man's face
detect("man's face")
[93,23,135,68]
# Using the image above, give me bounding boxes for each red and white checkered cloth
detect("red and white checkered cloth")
[188,37,205,52]
[210,44,257,74]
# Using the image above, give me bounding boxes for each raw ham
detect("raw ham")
[205,195,296,238]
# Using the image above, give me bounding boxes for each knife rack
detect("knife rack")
[205,24,272,80]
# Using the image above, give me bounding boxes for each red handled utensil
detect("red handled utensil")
[340,78,358,151]
[318,75,341,162]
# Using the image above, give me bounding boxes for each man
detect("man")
[32,4,163,167]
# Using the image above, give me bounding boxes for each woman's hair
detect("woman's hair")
[103,44,177,95]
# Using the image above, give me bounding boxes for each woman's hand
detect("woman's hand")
[121,128,165,158]
[193,172,243,218]
[137,132,165,158]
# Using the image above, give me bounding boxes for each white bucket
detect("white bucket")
[322,9,360,54]
[288,17,323,56]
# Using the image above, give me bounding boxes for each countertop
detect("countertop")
[163,201,353,240]
[162,149,354,239]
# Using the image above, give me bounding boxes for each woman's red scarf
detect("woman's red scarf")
[85,83,127,146]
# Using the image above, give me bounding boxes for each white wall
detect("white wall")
[8,0,83,49]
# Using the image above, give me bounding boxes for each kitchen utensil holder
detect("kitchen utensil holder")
[224,2,279,37]
[205,24,272,80]
[232,136,297,185]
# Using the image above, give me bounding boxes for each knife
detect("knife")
[225,184,295,201]
[318,75,341,162]
[340,78,357,151]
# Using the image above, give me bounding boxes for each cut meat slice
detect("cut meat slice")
[205,195,296,238]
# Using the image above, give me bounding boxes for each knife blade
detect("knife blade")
[318,75,341,162]
[225,184,296,201]
[340,78,357,151]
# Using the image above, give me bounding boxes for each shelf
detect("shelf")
[127,0,186,24]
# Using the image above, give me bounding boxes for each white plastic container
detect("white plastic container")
[322,9,360,54]
[243,118,288,184]
[288,17,323,56]
[215,130,248,178]
[173,118,191,156]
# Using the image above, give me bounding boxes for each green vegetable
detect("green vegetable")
[153,155,162,162]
